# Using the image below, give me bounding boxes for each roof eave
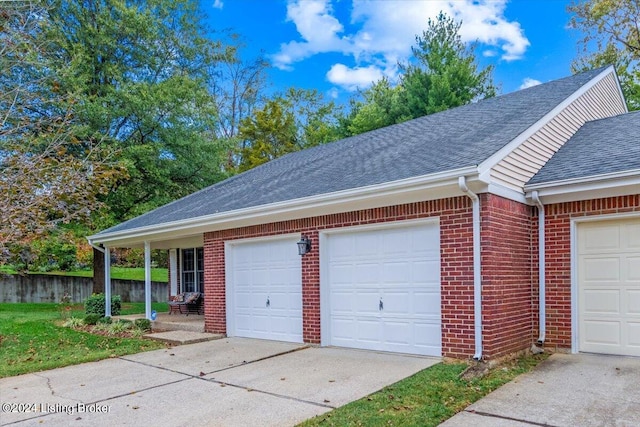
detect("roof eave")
[524,169,640,204]
[88,166,482,248]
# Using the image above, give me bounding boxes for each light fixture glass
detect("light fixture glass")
[297,236,311,255]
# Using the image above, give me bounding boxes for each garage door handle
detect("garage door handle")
[379,299,383,311]
[266,297,270,308]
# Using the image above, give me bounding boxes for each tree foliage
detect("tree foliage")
[343,12,496,135]
[569,0,640,110]
[238,88,341,171]
[0,1,123,257]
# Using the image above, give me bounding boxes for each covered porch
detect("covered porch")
[88,232,205,321]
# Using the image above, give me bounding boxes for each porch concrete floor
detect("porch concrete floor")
[117,312,205,333]
[143,330,223,345]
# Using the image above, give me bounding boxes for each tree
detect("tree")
[236,88,341,171]
[569,0,640,110]
[41,0,230,224]
[0,1,122,261]
[343,12,495,135]
[237,99,298,172]
[207,38,270,170]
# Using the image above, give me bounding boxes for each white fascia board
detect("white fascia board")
[88,166,481,247]
[477,66,617,178]
[524,169,640,204]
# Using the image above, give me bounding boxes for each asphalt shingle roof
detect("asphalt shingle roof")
[527,111,640,185]
[99,67,608,235]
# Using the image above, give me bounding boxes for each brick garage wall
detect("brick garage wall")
[480,194,534,359]
[542,195,640,351]
[203,196,476,359]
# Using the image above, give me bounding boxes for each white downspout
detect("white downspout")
[458,176,482,360]
[88,242,111,317]
[144,241,152,320]
[532,191,546,344]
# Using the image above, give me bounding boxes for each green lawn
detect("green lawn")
[299,354,547,427]
[0,303,167,378]
[43,267,168,282]
[1,267,168,282]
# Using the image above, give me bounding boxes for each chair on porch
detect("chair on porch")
[168,292,203,315]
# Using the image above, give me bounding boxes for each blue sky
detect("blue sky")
[202,0,583,102]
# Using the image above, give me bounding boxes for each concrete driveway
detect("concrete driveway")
[441,353,640,427]
[0,338,438,427]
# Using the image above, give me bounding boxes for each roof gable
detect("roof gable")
[528,111,640,185]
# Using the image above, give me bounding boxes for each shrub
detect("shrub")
[85,294,121,316]
[134,318,152,332]
[84,314,101,325]
[97,316,112,325]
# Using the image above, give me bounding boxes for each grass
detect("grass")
[0,302,168,378]
[299,353,548,427]
[1,267,168,282]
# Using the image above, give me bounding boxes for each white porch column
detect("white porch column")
[144,241,152,320]
[169,249,178,296]
[104,246,112,317]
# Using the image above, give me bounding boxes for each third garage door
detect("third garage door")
[324,221,441,356]
[578,217,640,356]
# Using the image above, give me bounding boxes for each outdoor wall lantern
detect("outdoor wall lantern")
[297,236,312,255]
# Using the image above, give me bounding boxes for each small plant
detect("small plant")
[108,319,132,335]
[84,314,101,325]
[97,316,112,325]
[134,318,152,332]
[62,317,84,328]
[58,293,73,319]
[85,293,121,316]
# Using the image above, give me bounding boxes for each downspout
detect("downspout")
[458,176,482,360]
[531,191,546,344]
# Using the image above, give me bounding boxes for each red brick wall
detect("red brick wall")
[541,195,640,351]
[202,197,476,359]
[480,194,534,359]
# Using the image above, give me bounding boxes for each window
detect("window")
[181,247,204,293]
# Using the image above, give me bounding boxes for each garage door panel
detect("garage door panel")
[580,224,620,252]
[355,292,380,315]
[625,223,640,248]
[326,222,442,356]
[582,257,620,282]
[628,291,640,314]
[583,320,621,346]
[228,237,302,343]
[628,323,640,347]
[414,291,441,317]
[628,256,640,280]
[582,290,620,314]
[578,218,640,357]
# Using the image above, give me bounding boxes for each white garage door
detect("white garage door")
[324,221,441,356]
[578,217,640,356]
[226,237,302,343]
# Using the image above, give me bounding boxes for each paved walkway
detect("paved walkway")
[0,338,438,426]
[440,353,640,427]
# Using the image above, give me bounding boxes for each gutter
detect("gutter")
[531,191,546,344]
[458,176,482,360]
[88,165,480,247]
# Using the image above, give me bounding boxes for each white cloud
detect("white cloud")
[272,0,350,70]
[519,77,542,89]
[327,87,340,99]
[326,64,384,91]
[272,0,530,91]
[213,0,223,10]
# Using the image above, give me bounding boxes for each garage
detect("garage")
[322,220,441,356]
[577,217,640,356]
[226,236,303,343]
